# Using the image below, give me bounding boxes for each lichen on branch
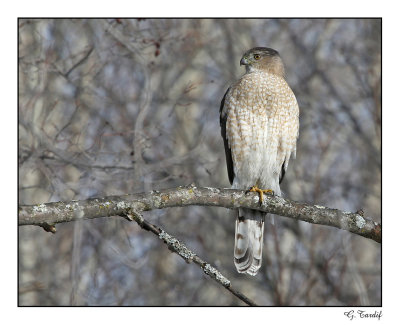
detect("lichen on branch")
[18,184,381,243]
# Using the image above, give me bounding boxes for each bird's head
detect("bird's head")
[240,47,285,76]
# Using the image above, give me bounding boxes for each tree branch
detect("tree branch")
[18,184,381,243]
[127,209,257,306]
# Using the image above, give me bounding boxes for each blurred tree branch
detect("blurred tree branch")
[19,184,381,243]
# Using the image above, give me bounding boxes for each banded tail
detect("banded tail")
[234,208,265,276]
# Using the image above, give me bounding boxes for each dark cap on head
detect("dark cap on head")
[244,47,280,57]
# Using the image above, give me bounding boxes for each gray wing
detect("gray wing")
[279,161,286,184]
[219,88,234,185]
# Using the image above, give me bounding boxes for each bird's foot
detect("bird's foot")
[248,186,274,205]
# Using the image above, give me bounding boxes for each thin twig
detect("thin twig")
[127,209,257,306]
[64,46,94,78]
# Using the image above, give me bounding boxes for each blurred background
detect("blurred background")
[18,18,381,306]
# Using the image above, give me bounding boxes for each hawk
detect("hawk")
[220,47,299,275]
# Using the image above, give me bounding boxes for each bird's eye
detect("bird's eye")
[254,54,261,60]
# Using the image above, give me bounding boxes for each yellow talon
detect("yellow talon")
[248,186,274,205]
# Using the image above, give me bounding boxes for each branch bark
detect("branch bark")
[18,184,381,243]
[127,209,257,306]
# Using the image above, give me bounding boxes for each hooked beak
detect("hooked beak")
[240,56,248,66]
